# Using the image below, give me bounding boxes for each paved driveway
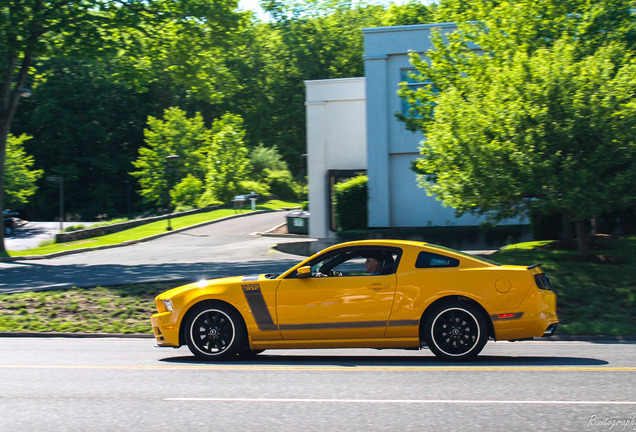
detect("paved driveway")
[5,221,89,251]
[0,211,308,293]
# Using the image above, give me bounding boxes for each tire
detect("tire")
[424,301,488,362]
[184,303,245,361]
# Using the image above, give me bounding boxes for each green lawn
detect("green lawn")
[492,235,636,335]
[0,233,634,336]
[0,282,170,335]
[7,200,299,257]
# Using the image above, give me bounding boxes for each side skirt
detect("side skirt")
[250,338,420,350]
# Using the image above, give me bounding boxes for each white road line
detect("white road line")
[164,398,636,405]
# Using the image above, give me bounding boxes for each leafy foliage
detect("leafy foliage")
[1,0,246,253]
[202,113,251,203]
[333,175,368,231]
[172,174,204,210]
[401,0,636,255]
[132,108,208,206]
[5,0,437,224]
[3,134,42,207]
[249,143,289,180]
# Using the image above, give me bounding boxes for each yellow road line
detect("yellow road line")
[1,365,635,372]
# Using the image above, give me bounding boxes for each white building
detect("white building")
[305,23,520,246]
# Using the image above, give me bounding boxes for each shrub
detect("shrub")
[333,175,368,231]
[265,169,299,200]
[238,180,271,197]
[171,174,204,208]
[197,189,223,208]
[63,224,87,232]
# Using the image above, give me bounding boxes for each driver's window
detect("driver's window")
[310,252,358,277]
[309,249,399,277]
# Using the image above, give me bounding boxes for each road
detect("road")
[0,211,307,293]
[1,337,635,431]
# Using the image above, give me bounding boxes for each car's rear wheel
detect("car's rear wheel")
[185,303,245,361]
[424,301,488,361]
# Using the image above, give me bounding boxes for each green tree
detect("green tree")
[232,0,435,171]
[132,108,209,207]
[201,113,251,203]
[249,143,289,180]
[14,57,150,220]
[0,0,243,252]
[401,0,636,256]
[3,133,42,207]
[172,174,205,211]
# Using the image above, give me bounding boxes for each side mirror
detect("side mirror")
[296,266,312,279]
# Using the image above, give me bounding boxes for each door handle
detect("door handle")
[368,283,385,290]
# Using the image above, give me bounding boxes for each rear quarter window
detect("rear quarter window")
[415,252,460,268]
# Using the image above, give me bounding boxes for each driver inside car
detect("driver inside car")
[314,251,386,277]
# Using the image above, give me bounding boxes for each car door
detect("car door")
[275,247,399,340]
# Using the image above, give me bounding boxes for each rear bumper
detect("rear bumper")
[493,288,559,341]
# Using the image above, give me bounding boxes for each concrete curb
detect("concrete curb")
[0,332,154,339]
[1,209,279,262]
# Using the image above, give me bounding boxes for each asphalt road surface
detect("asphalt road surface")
[1,337,635,431]
[0,211,307,293]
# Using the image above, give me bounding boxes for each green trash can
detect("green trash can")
[286,210,310,234]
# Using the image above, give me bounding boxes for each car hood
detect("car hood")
[155,274,264,300]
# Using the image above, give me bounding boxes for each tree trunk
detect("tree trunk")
[562,212,573,240]
[575,220,590,257]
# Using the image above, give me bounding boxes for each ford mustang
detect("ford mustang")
[150,240,558,361]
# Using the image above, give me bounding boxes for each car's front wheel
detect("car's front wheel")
[424,301,488,361]
[185,303,245,361]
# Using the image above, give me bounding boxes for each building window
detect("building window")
[400,68,436,118]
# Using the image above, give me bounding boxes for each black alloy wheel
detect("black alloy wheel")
[425,301,488,361]
[185,304,245,361]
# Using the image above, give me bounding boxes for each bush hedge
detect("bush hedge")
[333,175,368,231]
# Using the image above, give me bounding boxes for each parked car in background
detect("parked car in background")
[3,210,17,236]
[151,240,559,362]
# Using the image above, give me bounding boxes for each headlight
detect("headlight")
[162,299,174,312]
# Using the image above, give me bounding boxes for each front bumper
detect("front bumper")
[150,311,181,347]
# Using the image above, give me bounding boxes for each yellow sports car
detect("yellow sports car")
[150,240,558,361]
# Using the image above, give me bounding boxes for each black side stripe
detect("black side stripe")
[241,285,278,331]
[387,320,420,327]
[279,320,420,331]
[279,321,388,331]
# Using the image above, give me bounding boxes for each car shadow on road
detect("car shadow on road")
[159,353,609,367]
